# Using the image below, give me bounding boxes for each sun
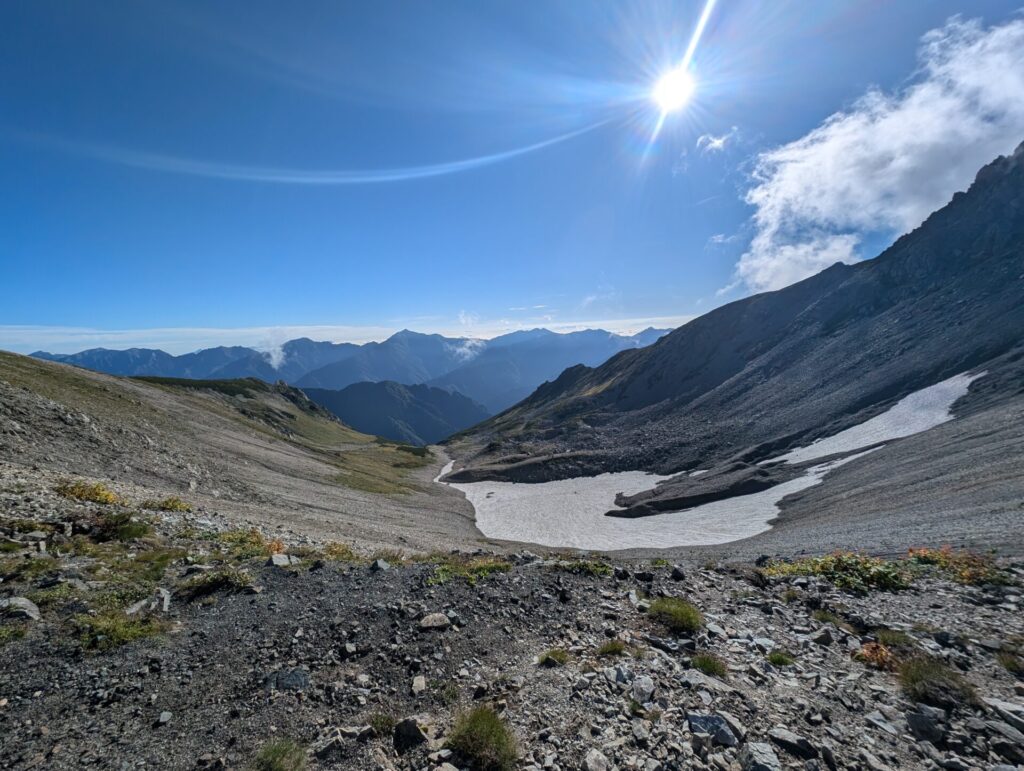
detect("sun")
[652,67,696,113]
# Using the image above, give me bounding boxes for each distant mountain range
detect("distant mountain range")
[304,382,490,446]
[32,327,669,414]
[448,142,1024,518]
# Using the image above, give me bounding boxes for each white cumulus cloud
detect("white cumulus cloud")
[735,15,1024,293]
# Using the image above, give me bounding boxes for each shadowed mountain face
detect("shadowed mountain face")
[296,331,483,391]
[447,142,1024,491]
[427,328,669,413]
[304,382,491,446]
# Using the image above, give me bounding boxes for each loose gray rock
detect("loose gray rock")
[631,675,655,704]
[0,597,41,622]
[582,748,609,771]
[769,727,818,759]
[739,742,782,771]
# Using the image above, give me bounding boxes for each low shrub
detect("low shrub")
[446,706,519,771]
[323,542,362,562]
[649,597,703,635]
[217,529,272,560]
[93,511,153,542]
[142,496,193,512]
[369,712,397,738]
[56,480,120,504]
[429,556,512,586]
[855,642,896,670]
[906,546,1008,585]
[764,552,911,592]
[252,738,306,771]
[691,653,728,678]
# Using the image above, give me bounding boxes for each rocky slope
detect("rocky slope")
[0,351,478,554]
[304,382,491,446]
[447,144,1024,518]
[1,476,1022,771]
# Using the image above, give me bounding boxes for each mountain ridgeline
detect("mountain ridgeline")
[32,327,668,418]
[447,142,1024,504]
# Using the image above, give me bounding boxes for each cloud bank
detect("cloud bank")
[0,316,696,356]
[736,15,1024,292]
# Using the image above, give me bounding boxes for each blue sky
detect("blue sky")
[2,0,1023,353]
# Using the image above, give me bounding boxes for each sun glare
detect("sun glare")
[652,67,695,114]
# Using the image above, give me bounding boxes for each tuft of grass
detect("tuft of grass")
[767,650,795,667]
[25,582,79,609]
[650,558,670,568]
[875,628,915,649]
[0,625,27,647]
[56,479,120,505]
[765,552,911,592]
[596,639,627,658]
[691,653,728,678]
[649,597,703,635]
[996,650,1023,676]
[812,609,842,625]
[76,611,167,651]
[142,496,193,512]
[369,712,397,738]
[252,738,307,771]
[446,706,520,771]
[428,556,512,586]
[538,648,570,667]
[898,656,977,709]
[0,554,58,582]
[782,588,800,603]
[177,567,253,600]
[553,559,612,577]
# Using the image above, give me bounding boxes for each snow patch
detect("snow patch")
[766,371,984,465]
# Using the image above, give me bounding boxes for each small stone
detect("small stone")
[370,559,390,572]
[157,711,172,725]
[671,565,687,581]
[810,628,833,646]
[412,675,427,695]
[420,613,451,630]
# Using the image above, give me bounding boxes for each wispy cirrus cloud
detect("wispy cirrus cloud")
[696,126,738,153]
[734,15,1024,293]
[15,120,608,186]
